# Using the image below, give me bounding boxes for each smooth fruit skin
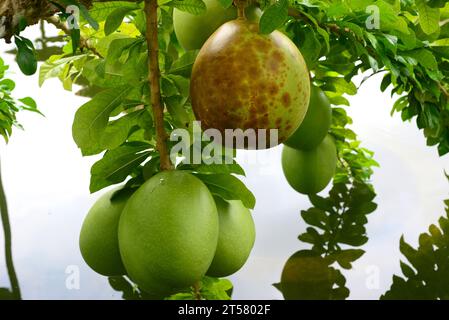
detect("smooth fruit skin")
[173,0,238,51]
[284,86,332,150]
[174,1,261,51]
[79,188,129,276]
[118,171,219,294]
[282,135,337,194]
[207,198,256,277]
[190,19,310,149]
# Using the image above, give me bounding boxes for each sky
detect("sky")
[0,23,449,300]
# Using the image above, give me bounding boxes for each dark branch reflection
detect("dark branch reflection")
[0,157,21,300]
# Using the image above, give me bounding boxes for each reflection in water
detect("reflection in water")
[278,177,449,300]
[275,250,349,300]
[108,276,167,300]
[108,276,142,300]
[276,181,377,300]
[382,188,449,300]
[0,157,21,300]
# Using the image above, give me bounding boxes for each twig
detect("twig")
[358,70,388,89]
[144,0,173,171]
[0,156,21,300]
[44,15,103,58]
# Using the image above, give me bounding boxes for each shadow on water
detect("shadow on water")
[381,184,449,300]
[0,156,21,300]
[277,175,449,300]
[108,276,167,300]
[275,181,377,300]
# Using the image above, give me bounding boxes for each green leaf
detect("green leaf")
[90,143,152,193]
[14,36,37,76]
[89,1,139,22]
[200,277,233,300]
[58,0,99,30]
[382,199,449,300]
[104,6,138,35]
[194,173,256,209]
[292,25,321,68]
[301,208,329,230]
[430,38,449,46]
[404,49,438,70]
[72,86,132,156]
[39,54,88,87]
[376,0,410,34]
[104,37,146,84]
[166,292,196,300]
[216,0,233,9]
[179,162,245,176]
[79,2,100,30]
[259,0,288,34]
[169,50,199,76]
[18,97,43,115]
[71,28,81,54]
[100,109,152,150]
[416,0,440,35]
[169,0,207,15]
[327,249,365,270]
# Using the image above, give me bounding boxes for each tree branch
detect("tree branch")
[44,15,103,58]
[0,0,140,43]
[143,0,172,171]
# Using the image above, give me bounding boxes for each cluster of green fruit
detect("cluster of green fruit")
[79,170,255,294]
[79,0,336,296]
[282,86,337,195]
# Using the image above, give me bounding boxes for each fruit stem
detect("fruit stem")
[0,156,21,299]
[193,281,202,300]
[144,0,173,171]
[234,0,247,19]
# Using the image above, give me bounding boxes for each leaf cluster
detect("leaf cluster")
[0,56,41,142]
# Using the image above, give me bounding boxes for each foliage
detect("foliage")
[279,0,449,156]
[0,56,40,142]
[382,193,449,300]
[5,0,449,300]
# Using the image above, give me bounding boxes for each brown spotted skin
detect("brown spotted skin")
[190,19,311,149]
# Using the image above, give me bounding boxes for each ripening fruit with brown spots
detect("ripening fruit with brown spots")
[190,19,311,149]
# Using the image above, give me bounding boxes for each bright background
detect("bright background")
[0,23,448,300]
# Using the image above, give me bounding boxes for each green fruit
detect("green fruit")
[282,135,337,194]
[79,188,130,276]
[191,19,310,149]
[280,250,335,300]
[173,0,261,51]
[284,86,332,150]
[118,170,219,294]
[207,198,256,277]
